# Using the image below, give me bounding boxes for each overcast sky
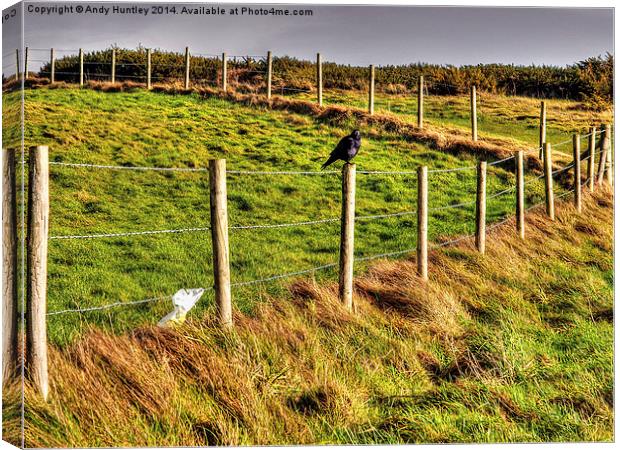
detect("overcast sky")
[2,2,614,75]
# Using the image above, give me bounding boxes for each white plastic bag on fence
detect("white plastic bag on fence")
[157,288,205,327]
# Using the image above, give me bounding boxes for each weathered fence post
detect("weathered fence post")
[368,65,375,115]
[184,47,190,89]
[146,48,151,89]
[2,148,18,381]
[470,85,477,141]
[597,124,610,185]
[209,159,232,328]
[79,48,84,86]
[111,48,116,83]
[339,163,356,310]
[15,49,20,82]
[24,47,28,80]
[27,145,49,401]
[417,166,428,281]
[539,101,546,159]
[516,151,525,239]
[417,75,424,129]
[573,133,582,212]
[316,53,323,106]
[266,51,272,99]
[475,161,487,253]
[50,48,55,83]
[221,52,227,92]
[543,142,555,220]
[605,124,613,186]
[587,126,596,192]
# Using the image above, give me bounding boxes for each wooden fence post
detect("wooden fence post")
[221,52,227,92]
[184,47,190,89]
[2,148,18,380]
[539,101,546,159]
[573,133,582,212]
[111,48,116,83]
[146,49,151,89]
[50,48,55,83]
[587,126,596,192]
[266,51,272,99]
[27,145,49,401]
[79,48,84,86]
[24,47,28,80]
[368,65,375,115]
[15,49,20,82]
[516,150,525,239]
[597,124,609,185]
[605,124,613,186]
[316,53,323,106]
[339,163,356,310]
[470,85,478,141]
[209,159,232,327]
[417,75,424,129]
[417,166,428,281]
[475,161,487,253]
[543,143,554,220]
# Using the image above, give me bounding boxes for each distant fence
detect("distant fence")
[2,46,580,144]
[2,123,613,399]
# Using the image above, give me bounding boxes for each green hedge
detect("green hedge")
[38,47,613,109]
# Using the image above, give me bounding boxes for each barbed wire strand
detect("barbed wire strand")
[489,155,515,166]
[227,169,338,175]
[230,217,339,230]
[230,263,337,287]
[432,232,475,248]
[430,198,477,212]
[487,186,516,200]
[49,141,588,177]
[551,162,574,176]
[49,161,211,172]
[429,165,477,173]
[50,210,438,240]
[49,226,212,240]
[47,295,171,316]
[46,184,586,315]
[357,210,416,221]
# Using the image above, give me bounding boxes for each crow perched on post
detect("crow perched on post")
[321,130,361,169]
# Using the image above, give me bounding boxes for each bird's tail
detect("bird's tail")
[321,156,337,170]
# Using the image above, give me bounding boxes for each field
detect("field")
[6,86,569,345]
[281,87,612,151]
[1,82,614,445]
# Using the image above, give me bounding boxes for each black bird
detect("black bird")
[321,130,362,169]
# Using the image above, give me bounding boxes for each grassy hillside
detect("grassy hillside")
[282,88,612,151]
[7,75,612,156]
[5,189,613,446]
[1,71,613,447]
[7,86,580,346]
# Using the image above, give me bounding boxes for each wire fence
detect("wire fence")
[42,134,600,317]
[7,47,610,326]
[9,117,610,407]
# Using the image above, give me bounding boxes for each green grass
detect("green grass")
[0,86,600,347]
[281,87,612,152]
[1,85,613,446]
[5,87,552,345]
